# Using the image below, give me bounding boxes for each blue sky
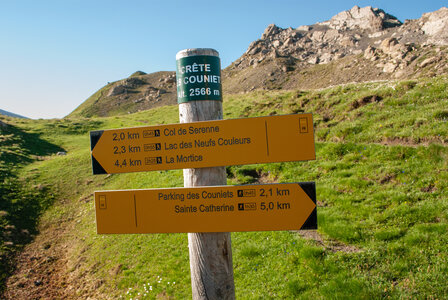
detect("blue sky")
[0,0,446,119]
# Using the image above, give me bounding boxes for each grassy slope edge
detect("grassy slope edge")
[0,119,65,290]
[2,76,448,299]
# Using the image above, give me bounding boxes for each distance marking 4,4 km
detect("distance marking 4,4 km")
[90,113,315,174]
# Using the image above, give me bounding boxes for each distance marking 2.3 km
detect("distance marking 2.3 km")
[90,114,315,174]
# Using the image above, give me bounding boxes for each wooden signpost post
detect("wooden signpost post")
[90,48,317,300]
[177,48,235,300]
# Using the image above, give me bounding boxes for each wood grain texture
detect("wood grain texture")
[179,99,235,300]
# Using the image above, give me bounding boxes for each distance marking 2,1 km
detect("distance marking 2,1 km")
[94,182,317,234]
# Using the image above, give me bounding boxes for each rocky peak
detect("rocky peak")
[319,6,401,31]
[420,7,448,45]
[261,24,282,40]
[230,5,448,74]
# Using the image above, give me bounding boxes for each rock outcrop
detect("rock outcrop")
[420,7,448,45]
[319,6,401,31]
[69,71,177,118]
[72,6,448,117]
[230,6,448,73]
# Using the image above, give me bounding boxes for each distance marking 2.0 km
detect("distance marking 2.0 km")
[90,114,315,174]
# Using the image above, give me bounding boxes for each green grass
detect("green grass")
[225,76,448,145]
[0,120,62,289]
[1,75,448,298]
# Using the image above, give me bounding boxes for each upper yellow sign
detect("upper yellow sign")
[95,182,316,234]
[90,114,315,174]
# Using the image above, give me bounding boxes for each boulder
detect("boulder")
[297,25,311,31]
[307,57,319,65]
[320,6,401,31]
[107,85,126,96]
[261,24,281,40]
[383,62,397,73]
[319,53,334,64]
[272,40,282,48]
[379,38,409,59]
[364,45,376,59]
[419,56,440,68]
[339,36,356,47]
[380,37,399,52]
[421,7,448,45]
[164,76,176,84]
[123,77,145,87]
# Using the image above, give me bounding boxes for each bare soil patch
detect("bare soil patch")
[296,230,360,253]
[3,218,72,299]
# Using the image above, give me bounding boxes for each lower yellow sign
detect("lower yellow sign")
[94,183,316,234]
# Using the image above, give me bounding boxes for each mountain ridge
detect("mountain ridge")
[224,6,448,92]
[0,109,29,119]
[3,74,448,299]
[68,6,448,118]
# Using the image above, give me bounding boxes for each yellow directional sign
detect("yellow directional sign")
[94,182,316,234]
[90,114,315,174]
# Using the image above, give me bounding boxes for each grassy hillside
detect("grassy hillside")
[67,45,448,119]
[2,76,448,298]
[0,109,29,119]
[224,45,448,94]
[0,118,64,288]
[68,71,177,118]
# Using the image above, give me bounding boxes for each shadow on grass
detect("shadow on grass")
[0,123,62,294]
[1,123,65,165]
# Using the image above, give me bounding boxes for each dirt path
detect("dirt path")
[2,193,110,300]
[3,217,73,299]
[1,169,365,299]
[297,230,360,253]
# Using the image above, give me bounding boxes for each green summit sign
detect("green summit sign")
[176,55,222,103]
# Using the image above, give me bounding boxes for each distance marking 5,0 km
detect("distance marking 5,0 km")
[95,182,317,234]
